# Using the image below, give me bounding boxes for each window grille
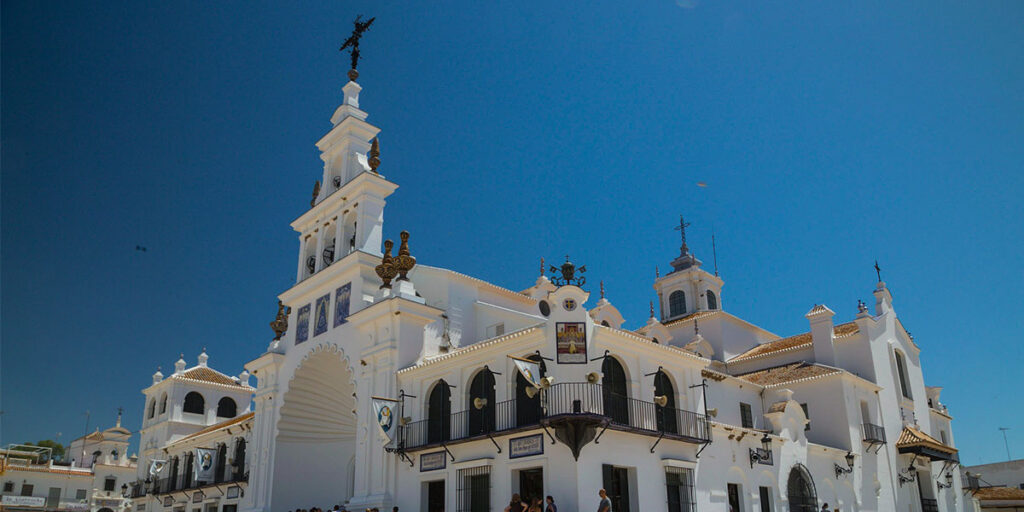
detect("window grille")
[707,290,718,310]
[740,403,753,428]
[665,467,695,512]
[456,466,490,512]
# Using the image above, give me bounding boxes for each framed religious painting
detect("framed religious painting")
[295,304,311,344]
[314,294,330,337]
[334,283,351,327]
[556,322,587,363]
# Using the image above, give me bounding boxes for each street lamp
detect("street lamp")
[898,463,918,486]
[749,433,773,468]
[121,484,129,498]
[937,472,954,489]
[835,452,855,478]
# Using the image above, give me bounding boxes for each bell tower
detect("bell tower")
[291,71,398,283]
[653,216,724,321]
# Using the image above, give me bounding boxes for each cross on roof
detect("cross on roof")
[874,260,882,282]
[674,215,691,255]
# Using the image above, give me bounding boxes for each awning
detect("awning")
[895,426,958,462]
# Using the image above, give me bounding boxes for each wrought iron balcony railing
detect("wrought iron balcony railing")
[149,471,248,495]
[863,422,886,443]
[397,382,710,451]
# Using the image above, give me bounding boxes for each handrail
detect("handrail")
[398,382,710,450]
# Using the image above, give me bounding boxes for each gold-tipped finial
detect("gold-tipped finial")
[375,240,398,289]
[368,138,380,173]
[394,231,417,280]
[310,180,321,207]
[600,280,605,299]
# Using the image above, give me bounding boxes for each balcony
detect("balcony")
[149,472,248,496]
[397,382,711,451]
[863,423,886,444]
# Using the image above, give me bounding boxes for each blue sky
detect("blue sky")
[2,1,1022,465]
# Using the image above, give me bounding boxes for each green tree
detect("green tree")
[22,440,66,461]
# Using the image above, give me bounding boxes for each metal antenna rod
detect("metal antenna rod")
[999,427,1012,462]
[711,226,719,277]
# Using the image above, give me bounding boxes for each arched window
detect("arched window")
[515,355,546,427]
[183,392,205,415]
[669,291,687,317]
[214,444,227,484]
[601,320,610,327]
[427,380,452,444]
[602,356,629,424]
[787,464,818,512]
[110,449,118,461]
[232,439,246,480]
[147,399,155,419]
[159,394,168,415]
[216,397,237,418]
[654,370,677,434]
[467,369,496,435]
[894,351,912,399]
[706,290,718,310]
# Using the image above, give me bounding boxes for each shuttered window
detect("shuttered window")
[740,403,753,428]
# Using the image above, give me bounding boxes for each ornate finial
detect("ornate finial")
[649,300,655,318]
[655,266,660,279]
[270,300,291,341]
[548,255,586,287]
[375,240,398,288]
[600,280,605,299]
[874,260,882,282]
[674,215,692,256]
[310,180,321,207]
[857,299,868,314]
[539,257,545,277]
[116,407,123,427]
[340,15,375,79]
[368,138,380,173]
[694,318,700,335]
[394,231,417,281]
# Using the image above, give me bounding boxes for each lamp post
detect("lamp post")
[749,433,773,468]
[835,452,855,478]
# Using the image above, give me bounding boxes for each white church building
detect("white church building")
[133,67,968,512]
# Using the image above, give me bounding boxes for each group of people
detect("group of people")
[504,494,557,512]
[289,507,399,512]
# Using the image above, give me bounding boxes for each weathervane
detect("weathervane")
[674,215,691,255]
[340,15,376,81]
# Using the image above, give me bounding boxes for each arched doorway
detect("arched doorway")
[787,464,818,512]
[515,355,545,427]
[654,370,677,434]
[602,357,629,424]
[271,348,357,511]
[467,368,496,435]
[427,380,452,443]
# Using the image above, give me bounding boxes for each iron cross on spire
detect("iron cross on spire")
[340,15,375,78]
[674,215,691,255]
[874,260,882,282]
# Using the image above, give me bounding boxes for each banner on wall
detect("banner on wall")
[371,396,400,443]
[508,355,541,388]
[194,448,216,482]
[148,459,167,478]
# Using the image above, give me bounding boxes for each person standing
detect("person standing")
[545,496,557,512]
[597,489,612,512]
[505,493,527,512]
